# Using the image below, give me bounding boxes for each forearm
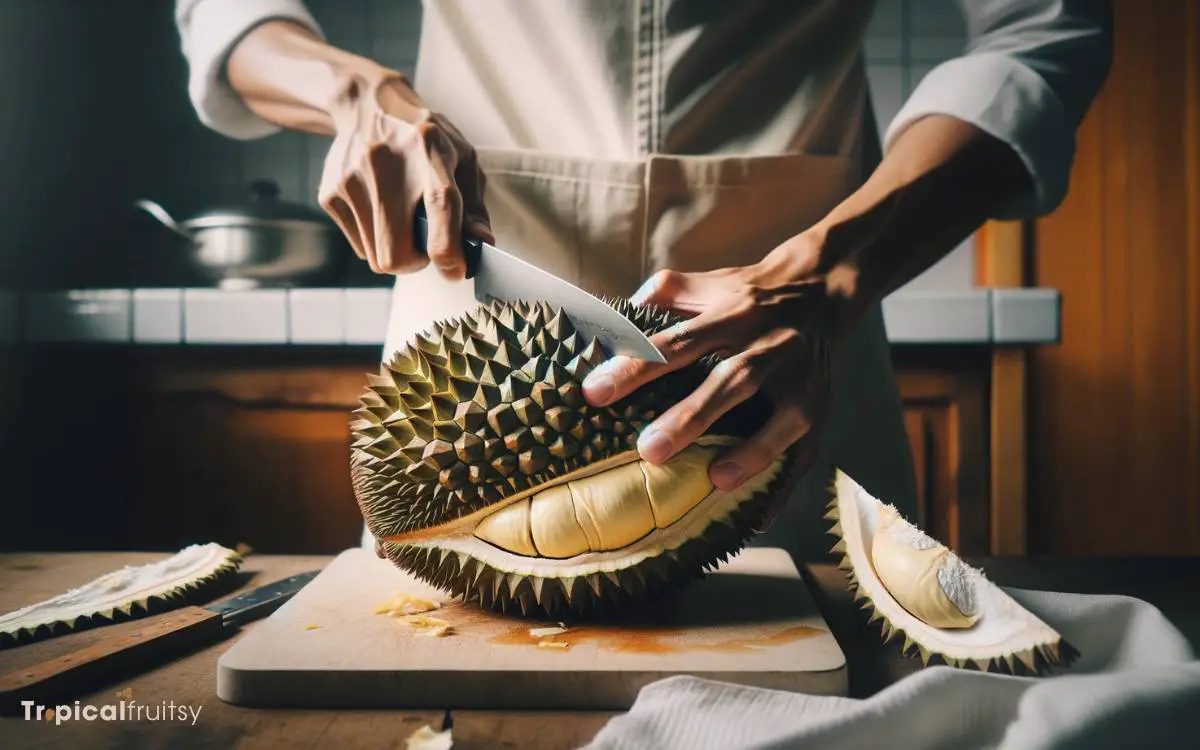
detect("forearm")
[769,114,1032,331]
[225,20,417,135]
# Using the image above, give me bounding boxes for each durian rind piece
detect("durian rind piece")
[827,470,1076,675]
[0,543,242,649]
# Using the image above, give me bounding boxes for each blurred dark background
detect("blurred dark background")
[0,0,423,292]
[0,1,1195,559]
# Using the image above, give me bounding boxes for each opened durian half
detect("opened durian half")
[351,298,797,617]
[0,543,242,648]
[828,470,1076,675]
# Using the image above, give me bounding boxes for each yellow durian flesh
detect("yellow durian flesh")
[871,506,979,629]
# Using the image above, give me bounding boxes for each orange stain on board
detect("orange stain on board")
[489,623,822,654]
[423,601,823,654]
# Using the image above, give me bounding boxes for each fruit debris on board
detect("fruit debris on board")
[405,724,453,750]
[827,469,1076,675]
[352,298,813,616]
[374,592,443,617]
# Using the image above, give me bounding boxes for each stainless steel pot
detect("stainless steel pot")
[135,180,347,289]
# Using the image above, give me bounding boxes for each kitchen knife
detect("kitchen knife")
[414,209,667,363]
[0,570,320,712]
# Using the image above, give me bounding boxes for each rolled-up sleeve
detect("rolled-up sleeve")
[883,0,1113,219]
[175,0,324,140]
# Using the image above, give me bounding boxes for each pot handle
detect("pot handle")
[133,199,195,242]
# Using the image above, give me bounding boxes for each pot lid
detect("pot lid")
[185,179,330,226]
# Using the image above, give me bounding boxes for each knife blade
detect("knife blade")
[0,570,320,712]
[414,210,667,363]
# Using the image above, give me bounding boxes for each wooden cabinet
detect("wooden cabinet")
[1,345,997,557]
[893,349,991,556]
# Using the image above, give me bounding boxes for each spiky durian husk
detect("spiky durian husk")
[0,543,242,649]
[351,298,787,615]
[826,471,1077,676]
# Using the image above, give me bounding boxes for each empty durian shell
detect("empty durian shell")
[827,470,1076,675]
[352,298,798,617]
[0,543,242,649]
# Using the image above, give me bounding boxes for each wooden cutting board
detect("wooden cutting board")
[217,547,846,709]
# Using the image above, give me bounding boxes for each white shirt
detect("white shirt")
[171,0,1111,561]
[175,0,1111,219]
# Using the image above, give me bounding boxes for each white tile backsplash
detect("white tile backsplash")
[184,289,288,344]
[867,0,904,38]
[867,65,905,139]
[344,288,392,345]
[993,288,1061,344]
[370,0,423,35]
[902,237,977,292]
[910,37,966,64]
[906,0,966,37]
[289,289,346,344]
[0,288,1062,346]
[882,290,990,343]
[864,37,903,62]
[133,288,183,344]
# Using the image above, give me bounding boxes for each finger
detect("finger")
[456,152,494,245]
[322,193,367,262]
[637,353,765,464]
[709,400,815,491]
[420,127,466,281]
[341,175,381,273]
[582,311,730,406]
[365,145,425,274]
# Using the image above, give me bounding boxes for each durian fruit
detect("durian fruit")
[0,543,242,648]
[351,298,797,617]
[827,470,1076,675]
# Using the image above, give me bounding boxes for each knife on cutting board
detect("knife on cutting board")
[413,207,667,364]
[0,570,319,712]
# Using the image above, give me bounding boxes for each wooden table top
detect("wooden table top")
[1,552,1197,749]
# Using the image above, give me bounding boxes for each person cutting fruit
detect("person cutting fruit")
[174,0,1110,562]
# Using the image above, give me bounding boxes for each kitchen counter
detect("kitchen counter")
[1,552,1196,750]
[0,287,1060,347]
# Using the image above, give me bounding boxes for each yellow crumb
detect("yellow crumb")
[303,624,321,631]
[374,592,443,617]
[404,615,455,638]
[405,724,453,750]
[537,640,570,650]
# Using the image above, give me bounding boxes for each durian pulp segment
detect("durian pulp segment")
[476,444,718,558]
[0,543,242,644]
[413,447,783,581]
[830,471,1067,672]
[870,506,979,629]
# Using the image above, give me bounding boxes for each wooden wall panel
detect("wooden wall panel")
[1030,0,1200,555]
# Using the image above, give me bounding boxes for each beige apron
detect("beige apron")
[367,0,917,564]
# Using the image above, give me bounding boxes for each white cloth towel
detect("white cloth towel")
[583,589,1200,750]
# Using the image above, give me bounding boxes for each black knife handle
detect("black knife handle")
[412,203,484,279]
